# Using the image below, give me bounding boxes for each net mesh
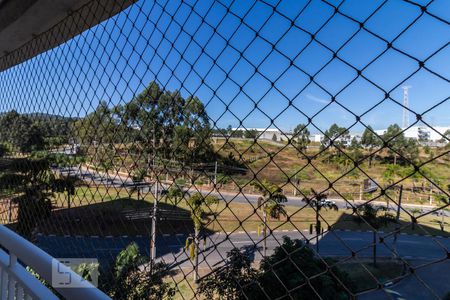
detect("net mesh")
[0,0,449,299]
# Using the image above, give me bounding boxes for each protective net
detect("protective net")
[0,0,449,299]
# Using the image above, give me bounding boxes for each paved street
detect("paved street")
[37,229,450,269]
[58,166,450,217]
[51,166,450,299]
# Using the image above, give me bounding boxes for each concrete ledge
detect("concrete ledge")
[0,0,136,71]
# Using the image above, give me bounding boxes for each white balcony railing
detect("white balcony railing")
[0,225,110,300]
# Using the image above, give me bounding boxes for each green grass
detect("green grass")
[337,260,405,293]
[49,186,450,237]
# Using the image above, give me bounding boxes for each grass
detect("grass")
[44,186,450,237]
[337,260,405,293]
[165,256,406,298]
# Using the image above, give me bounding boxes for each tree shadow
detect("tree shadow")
[314,212,449,293]
[30,197,215,279]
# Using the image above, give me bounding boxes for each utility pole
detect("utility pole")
[214,161,218,187]
[393,185,403,258]
[150,180,158,270]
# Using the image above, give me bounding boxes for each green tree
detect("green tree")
[199,248,260,300]
[164,185,184,205]
[382,124,418,164]
[131,168,147,201]
[73,101,118,146]
[185,193,219,282]
[51,175,83,213]
[438,129,450,143]
[258,236,353,300]
[244,129,258,139]
[293,123,310,152]
[251,180,287,256]
[353,204,396,266]
[302,189,338,252]
[321,123,350,150]
[110,243,175,300]
[114,82,213,165]
[361,126,382,167]
[0,110,45,152]
[0,158,54,238]
[0,144,8,157]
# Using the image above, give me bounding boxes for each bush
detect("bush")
[110,243,175,300]
[258,236,354,300]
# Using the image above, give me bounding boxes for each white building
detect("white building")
[375,126,450,142]
[231,128,292,141]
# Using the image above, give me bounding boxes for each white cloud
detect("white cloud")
[305,94,330,104]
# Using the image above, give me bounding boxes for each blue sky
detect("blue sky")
[0,0,448,134]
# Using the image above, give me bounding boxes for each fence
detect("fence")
[0,0,449,299]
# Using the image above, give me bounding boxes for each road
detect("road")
[37,230,450,299]
[37,229,450,270]
[57,166,450,217]
[44,166,450,299]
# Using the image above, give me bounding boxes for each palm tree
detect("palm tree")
[131,167,147,201]
[251,180,287,257]
[185,192,218,282]
[354,204,396,266]
[302,189,338,253]
[165,185,184,205]
[51,175,83,213]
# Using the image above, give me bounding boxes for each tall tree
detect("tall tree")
[361,126,381,167]
[382,124,418,164]
[251,180,287,256]
[185,193,218,282]
[110,242,175,300]
[0,110,45,152]
[73,101,118,146]
[293,123,310,152]
[114,82,213,164]
[199,248,260,300]
[321,124,350,150]
[258,236,353,299]
[353,204,396,266]
[302,189,338,253]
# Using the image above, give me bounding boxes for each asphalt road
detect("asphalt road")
[37,229,450,270]
[58,166,450,217]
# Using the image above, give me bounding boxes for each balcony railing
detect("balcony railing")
[0,225,110,300]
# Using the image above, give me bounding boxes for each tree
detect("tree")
[113,82,213,165]
[353,204,396,266]
[0,158,54,238]
[0,110,45,152]
[73,101,118,146]
[382,164,403,209]
[321,123,350,150]
[131,168,147,201]
[258,236,353,300]
[199,248,260,300]
[361,126,381,167]
[0,144,8,157]
[438,129,450,143]
[164,185,185,206]
[244,129,258,139]
[185,193,219,282]
[293,123,310,152]
[418,128,430,144]
[251,180,287,256]
[382,124,418,164]
[271,133,277,142]
[51,175,83,213]
[110,243,175,300]
[302,189,338,253]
